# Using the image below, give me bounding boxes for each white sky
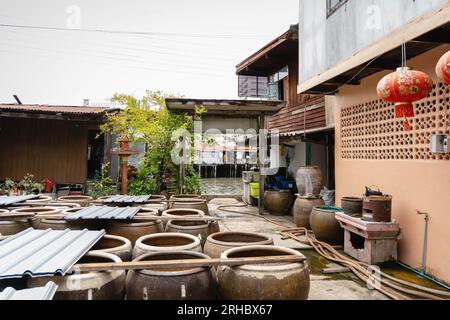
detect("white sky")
[0,0,298,105]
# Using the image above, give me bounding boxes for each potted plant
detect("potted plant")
[3,178,17,196]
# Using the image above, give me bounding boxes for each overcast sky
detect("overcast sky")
[0,0,298,105]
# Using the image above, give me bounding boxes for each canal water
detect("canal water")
[200,177,243,195]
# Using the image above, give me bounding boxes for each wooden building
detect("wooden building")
[236,25,335,188]
[0,104,117,185]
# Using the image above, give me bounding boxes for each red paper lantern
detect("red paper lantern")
[377,67,433,130]
[436,50,450,85]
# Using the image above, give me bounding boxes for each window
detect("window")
[327,0,348,17]
[268,66,288,101]
[238,75,268,98]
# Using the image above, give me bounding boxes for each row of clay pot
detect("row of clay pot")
[28,244,310,300]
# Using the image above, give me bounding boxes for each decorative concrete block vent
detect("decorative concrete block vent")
[340,82,450,161]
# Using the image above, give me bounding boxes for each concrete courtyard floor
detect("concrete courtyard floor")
[208,197,388,300]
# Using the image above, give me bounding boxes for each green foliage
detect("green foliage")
[3,178,16,192]
[128,164,156,195]
[183,165,201,194]
[89,163,117,199]
[101,90,204,194]
[18,173,43,194]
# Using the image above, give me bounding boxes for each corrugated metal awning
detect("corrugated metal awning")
[0,282,57,300]
[64,206,140,220]
[0,195,40,206]
[102,195,151,203]
[0,228,105,279]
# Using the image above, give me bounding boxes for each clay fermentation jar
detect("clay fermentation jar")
[170,194,202,200]
[165,220,216,247]
[263,190,292,216]
[28,251,126,300]
[133,232,202,258]
[204,232,274,259]
[91,234,133,261]
[126,251,216,300]
[57,195,93,207]
[217,245,310,300]
[293,196,324,229]
[296,166,323,196]
[106,218,163,246]
[24,195,53,204]
[170,199,209,215]
[0,209,35,236]
[341,197,363,216]
[142,202,168,212]
[11,207,62,229]
[310,207,343,245]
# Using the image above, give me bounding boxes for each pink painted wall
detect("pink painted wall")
[334,45,450,283]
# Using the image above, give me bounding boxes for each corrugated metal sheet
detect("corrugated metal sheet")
[65,206,140,220]
[0,282,57,300]
[103,195,151,203]
[0,195,40,206]
[0,228,105,279]
[0,104,108,115]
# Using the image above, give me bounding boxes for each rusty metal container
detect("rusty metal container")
[341,197,363,216]
[310,207,344,245]
[204,232,274,259]
[57,195,93,207]
[126,251,216,300]
[296,166,323,196]
[263,190,293,216]
[133,232,202,258]
[170,199,209,215]
[217,245,310,300]
[363,195,392,222]
[165,219,218,247]
[91,234,133,261]
[28,251,126,300]
[293,196,324,228]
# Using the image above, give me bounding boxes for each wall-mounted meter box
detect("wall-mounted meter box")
[430,134,449,153]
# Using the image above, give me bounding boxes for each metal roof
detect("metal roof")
[0,195,40,206]
[102,195,151,203]
[0,228,105,279]
[0,104,112,115]
[0,282,58,300]
[65,206,140,220]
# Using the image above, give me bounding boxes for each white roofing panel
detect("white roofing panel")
[0,228,105,279]
[0,282,57,300]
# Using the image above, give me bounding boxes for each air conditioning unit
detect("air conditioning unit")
[430,134,449,153]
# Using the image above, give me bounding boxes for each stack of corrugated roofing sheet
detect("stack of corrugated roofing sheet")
[0,282,58,300]
[0,228,105,279]
[64,206,140,220]
[102,195,151,203]
[0,195,40,206]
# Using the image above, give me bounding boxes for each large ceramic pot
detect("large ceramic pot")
[24,195,53,204]
[28,251,126,300]
[310,207,343,245]
[165,220,216,247]
[11,207,62,229]
[161,208,204,227]
[170,199,209,215]
[296,166,323,196]
[293,196,324,229]
[217,245,310,300]
[204,232,273,259]
[57,195,93,207]
[126,251,216,300]
[264,190,292,216]
[170,194,202,200]
[133,232,202,258]
[142,202,168,213]
[0,209,36,236]
[341,197,363,216]
[106,219,163,246]
[91,234,133,261]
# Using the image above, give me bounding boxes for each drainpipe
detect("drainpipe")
[396,210,450,291]
[416,210,429,275]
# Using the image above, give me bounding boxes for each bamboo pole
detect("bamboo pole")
[71,255,307,273]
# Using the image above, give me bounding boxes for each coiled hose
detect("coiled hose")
[216,202,450,300]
